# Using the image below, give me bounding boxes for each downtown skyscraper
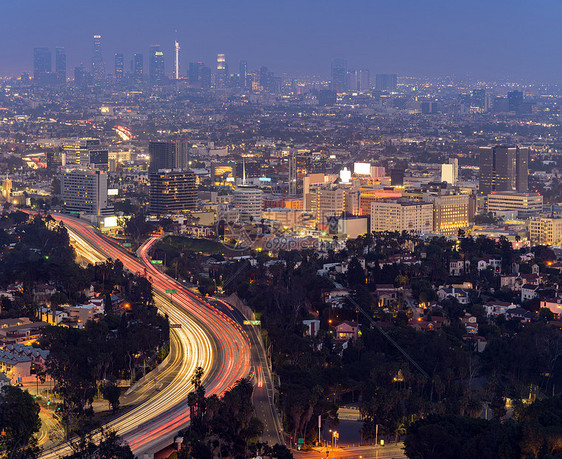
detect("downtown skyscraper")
[91,34,105,81]
[149,45,165,84]
[33,48,52,84]
[55,47,66,84]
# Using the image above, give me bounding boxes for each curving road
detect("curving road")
[39,214,251,457]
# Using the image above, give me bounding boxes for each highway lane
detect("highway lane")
[39,214,251,457]
[212,297,284,445]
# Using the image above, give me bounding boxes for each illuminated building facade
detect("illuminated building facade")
[529,218,562,246]
[149,171,197,215]
[371,200,433,234]
[61,168,110,216]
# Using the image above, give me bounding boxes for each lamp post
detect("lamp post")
[375,424,379,447]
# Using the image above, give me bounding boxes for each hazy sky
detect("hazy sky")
[1,0,561,81]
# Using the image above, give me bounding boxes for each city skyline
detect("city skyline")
[2,0,562,81]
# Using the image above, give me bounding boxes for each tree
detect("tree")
[101,381,121,413]
[0,386,41,458]
[64,430,134,458]
[347,257,366,287]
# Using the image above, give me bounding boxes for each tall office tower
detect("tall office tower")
[375,74,398,92]
[288,152,311,195]
[479,146,529,194]
[149,170,197,215]
[200,66,211,89]
[471,89,486,109]
[175,139,191,170]
[508,90,524,112]
[133,53,144,83]
[515,146,529,193]
[74,65,90,86]
[188,62,203,85]
[348,69,370,91]
[33,48,52,84]
[60,168,111,216]
[358,69,370,91]
[114,53,124,81]
[216,53,228,88]
[174,40,180,80]
[331,59,347,92]
[149,141,177,173]
[390,168,405,186]
[149,45,165,84]
[91,34,105,81]
[239,60,248,88]
[55,47,66,84]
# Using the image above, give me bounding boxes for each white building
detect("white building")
[232,185,263,222]
[60,168,111,216]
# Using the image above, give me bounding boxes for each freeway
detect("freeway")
[212,297,284,445]
[39,214,251,457]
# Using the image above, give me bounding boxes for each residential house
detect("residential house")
[437,287,469,305]
[449,259,471,276]
[477,256,502,273]
[484,301,518,317]
[521,284,539,302]
[541,297,562,318]
[335,321,359,341]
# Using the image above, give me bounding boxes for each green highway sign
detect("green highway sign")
[166,289,177,294]
[122,242,131,247]
[151,260,163,264]
[243,320,261,326]
[298,438,304,444]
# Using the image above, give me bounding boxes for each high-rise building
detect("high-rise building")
[114,53,124,81]
[91,34,105,81]
[133,53,144,83]
[216,53,227,88]
[375,74,397,92]
[62,138,102,165]
[471,89,486,110]
[371,200,433,234]
[60,168,111,216]
[149,141,177,173]
[188,62,203,85]
[233,185,264,222]
[149,170,197,215]
[349,69,370,91]
[441,158,458,185]
[200,66,211,89]
[174,40,180,80]
[508,90,524,112]
[331,59,347,92]
[479,146,528,194]
[74,65,90,86]
[288,152,311,195]
[239,61,248,88]
[149,45,165,84]
[33,48,52,84]
[55,47,66,84]
[390,168,405,186]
